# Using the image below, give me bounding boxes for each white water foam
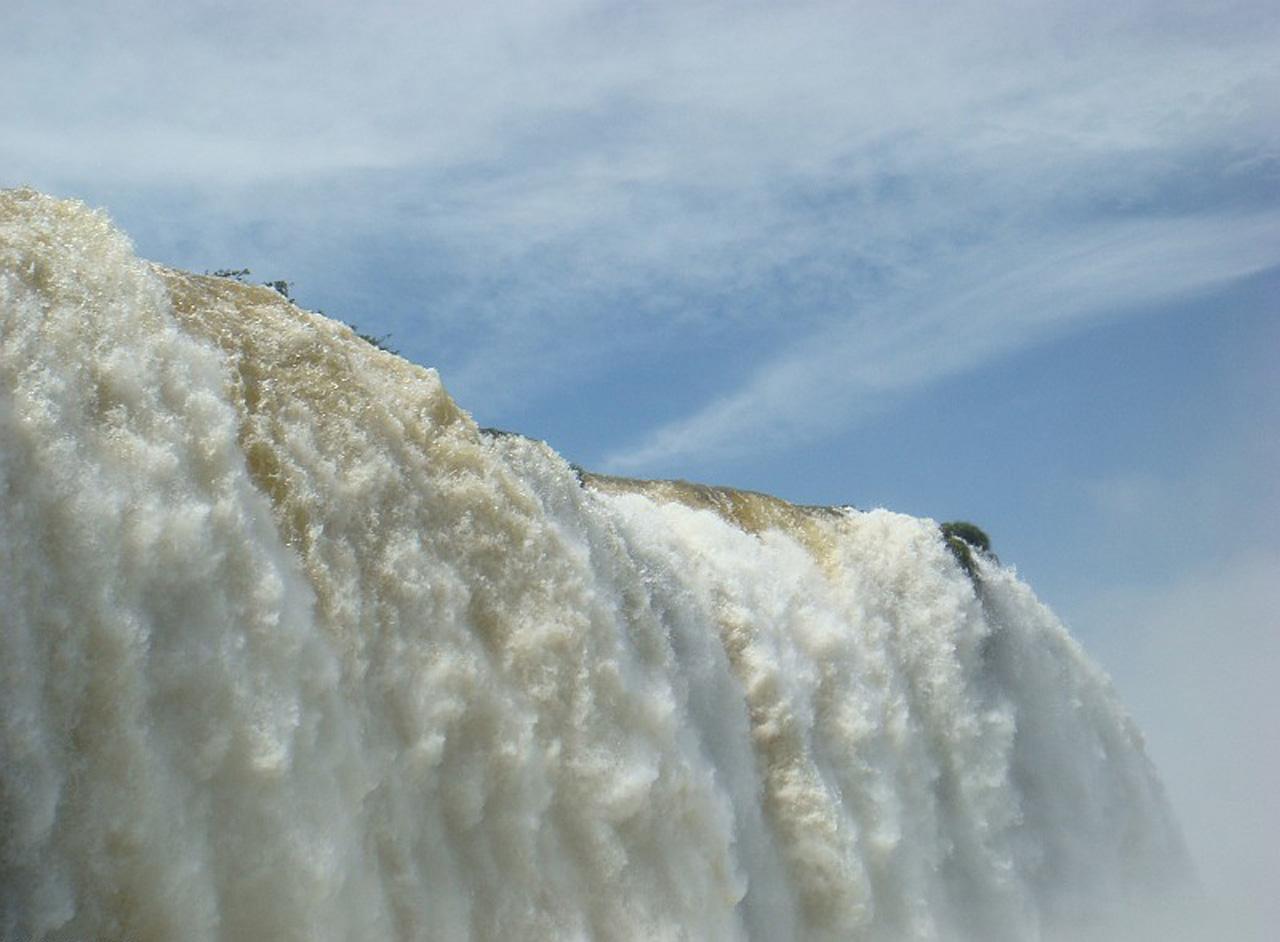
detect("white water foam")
[0,190,1189,940]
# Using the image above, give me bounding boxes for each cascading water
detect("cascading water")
[0,189,1190,941]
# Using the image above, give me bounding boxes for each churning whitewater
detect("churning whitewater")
[1,190,1188,941]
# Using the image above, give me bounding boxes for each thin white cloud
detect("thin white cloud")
[604,210,1280,471]
[7,2,1276,202]
[4,1,1278,436]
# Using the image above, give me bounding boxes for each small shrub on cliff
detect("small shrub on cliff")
[347,326,398,355]
[209,267,397,354]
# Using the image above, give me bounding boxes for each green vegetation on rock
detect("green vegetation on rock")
[940,521,995,580]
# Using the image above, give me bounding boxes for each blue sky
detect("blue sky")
[5,0,1278,928]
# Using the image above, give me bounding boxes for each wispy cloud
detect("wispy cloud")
[5,1,1278,452]
[604,210,1280,470]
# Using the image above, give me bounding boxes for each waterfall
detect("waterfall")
[0,189,1189,941]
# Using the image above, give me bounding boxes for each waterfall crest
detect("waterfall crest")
[1,190,1188,941]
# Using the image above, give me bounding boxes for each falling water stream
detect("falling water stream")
[0,190,1188,941]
